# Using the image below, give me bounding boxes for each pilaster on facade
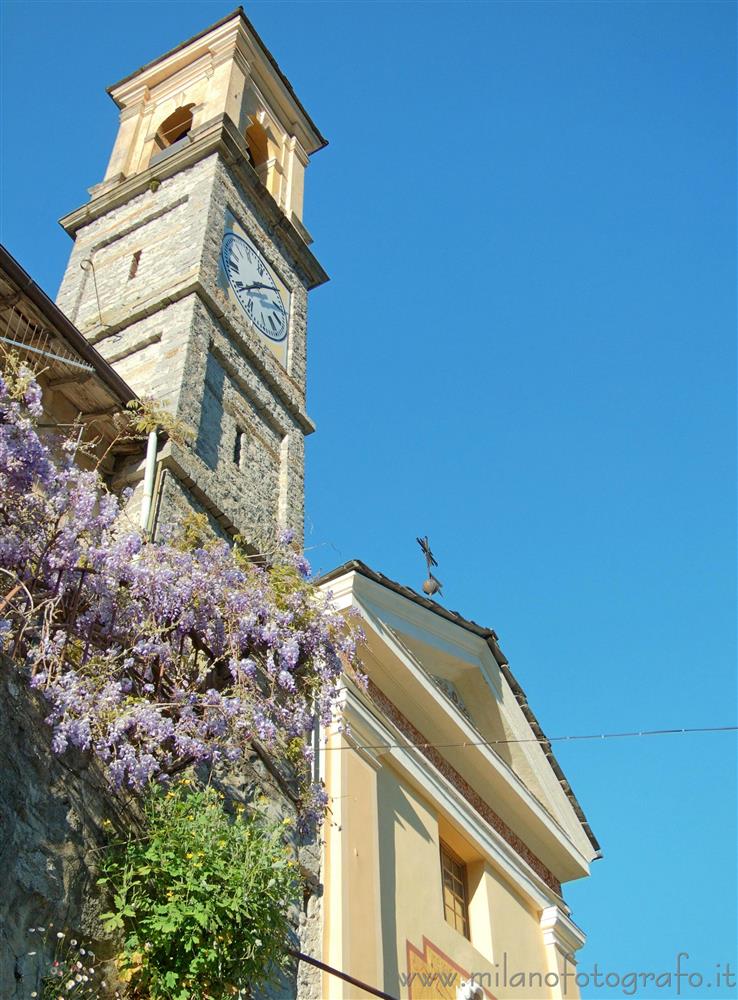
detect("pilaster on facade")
[540,905,586,959]
[322,726,385,1000]
[540,906,586,1000]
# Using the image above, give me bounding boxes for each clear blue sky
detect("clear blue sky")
[1,2,735,997]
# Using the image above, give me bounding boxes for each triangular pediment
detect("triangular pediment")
[319,561,600,882]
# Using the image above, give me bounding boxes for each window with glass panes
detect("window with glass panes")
[440,841,470,938]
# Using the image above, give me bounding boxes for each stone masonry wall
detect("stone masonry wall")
[0,657,323,1000]
[169,292,305,548]
[55,157,215,335]
[199,156,311,399]
[55,151,311,549]
[0,659,127,999]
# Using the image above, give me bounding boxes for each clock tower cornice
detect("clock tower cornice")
[59,115,329,291]
[118,83,150,120]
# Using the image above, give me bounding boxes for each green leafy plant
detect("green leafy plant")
[99,779,301,999]
[125,397,194,446]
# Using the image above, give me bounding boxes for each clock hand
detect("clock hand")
[243,281,274,292]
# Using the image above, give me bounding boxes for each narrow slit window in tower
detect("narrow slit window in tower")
[233,427,245,467]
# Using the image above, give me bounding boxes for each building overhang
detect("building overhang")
[338,682,568,912]
[0,244,137,410]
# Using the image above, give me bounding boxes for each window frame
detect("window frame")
[439,840,471,939]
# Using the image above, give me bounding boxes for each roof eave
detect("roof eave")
[316,558,601,856]
[0,243,138,409]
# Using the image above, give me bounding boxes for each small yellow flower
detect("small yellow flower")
[186,852,194,859]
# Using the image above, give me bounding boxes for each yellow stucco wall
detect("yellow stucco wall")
[324,744,579,1000]
[378,763,554,1000]
[323,736,384,1000]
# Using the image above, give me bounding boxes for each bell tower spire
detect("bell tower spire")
[56,8,327,550]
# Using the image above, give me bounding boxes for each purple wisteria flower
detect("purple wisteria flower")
[0,365,365,824]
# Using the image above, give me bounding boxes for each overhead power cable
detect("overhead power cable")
[322,724,738,752]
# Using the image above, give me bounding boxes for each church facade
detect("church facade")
[317,563,599,1000]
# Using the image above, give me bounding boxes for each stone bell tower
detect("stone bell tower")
[56,7,327,549]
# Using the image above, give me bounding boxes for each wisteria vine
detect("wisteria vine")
[0,359,362,828]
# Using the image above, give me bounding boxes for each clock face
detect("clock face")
[221,232,288,342]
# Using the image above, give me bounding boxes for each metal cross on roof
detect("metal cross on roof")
[416,535,443,597]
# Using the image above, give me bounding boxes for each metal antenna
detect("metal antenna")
[416,536,443,597]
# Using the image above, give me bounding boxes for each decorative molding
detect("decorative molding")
[320,564,601,866]
[103,331,162,365]
[365,678,562,894]
[120,96,148,122]
[540,905,586,957]
[430,674,473,724]
[86,195,190,254]
[230,40,251,78]
[356,598,590,876]
[338,683,565,913]
[342,727,385,772]
[356,575,503,698]
[107,12,325,154]
[59,115,328,290]
[75,278,312,437]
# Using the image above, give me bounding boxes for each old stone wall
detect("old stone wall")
[55,157,215,337]
[168,292,305,549]
[0,658,128,999]
[0,656,323,1000]
[55,151,311,550]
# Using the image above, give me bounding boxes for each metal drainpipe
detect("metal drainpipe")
[139,430,158,534]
